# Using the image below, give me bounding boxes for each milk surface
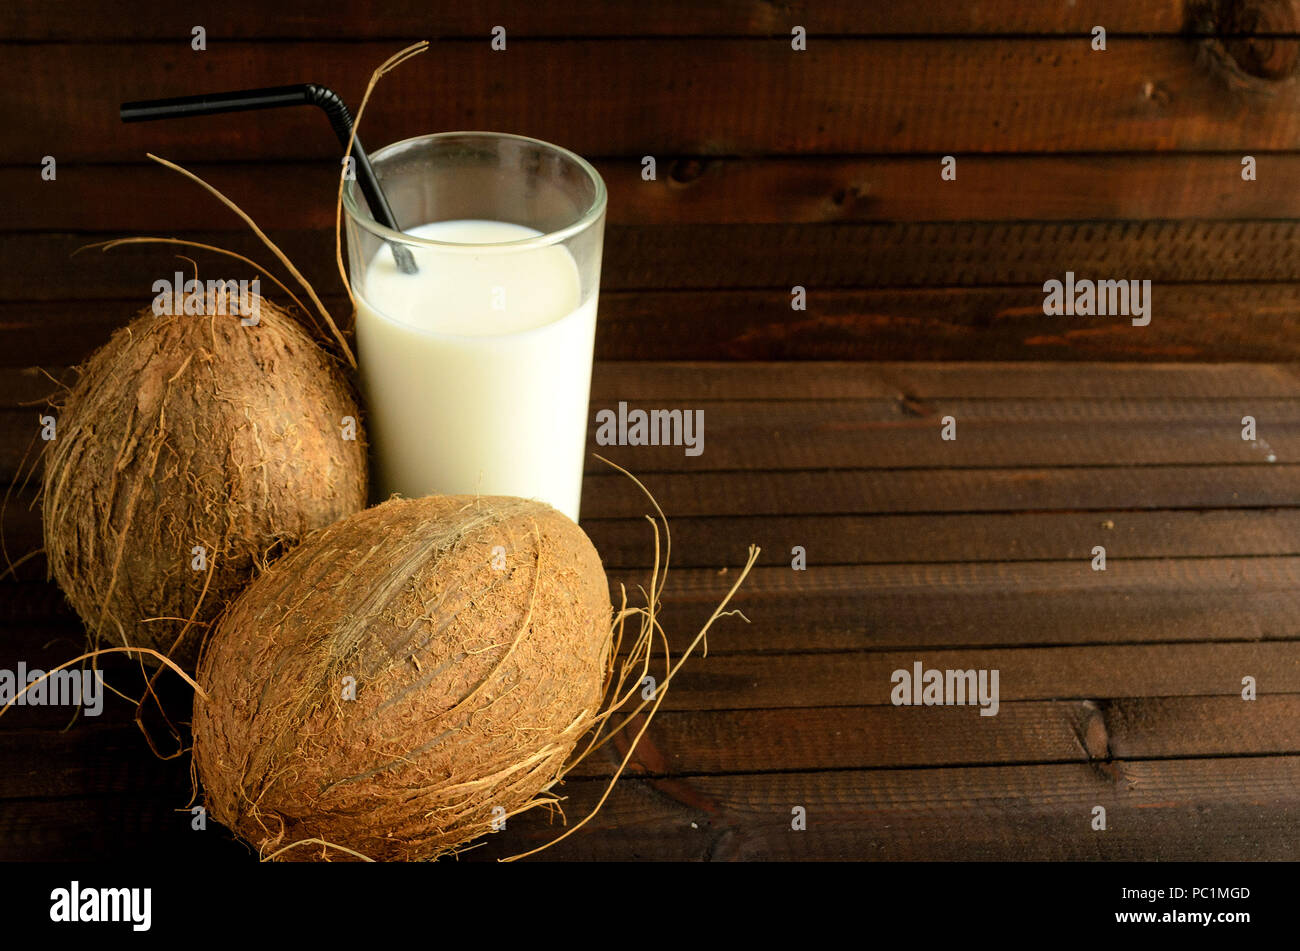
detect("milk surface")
[355,219,597,520]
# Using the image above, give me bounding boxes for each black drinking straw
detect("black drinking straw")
[120,83,417,273]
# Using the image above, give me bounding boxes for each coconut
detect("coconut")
[191,494,612,861]
[42,291,367,669]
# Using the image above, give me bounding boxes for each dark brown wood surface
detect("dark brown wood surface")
[3,360,1299,861]
[0,2,1201,40]
[7,0,1300,362]
[12,38,1300,161]
[4,0,1300,864]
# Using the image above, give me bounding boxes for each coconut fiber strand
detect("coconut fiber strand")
[192,495,613,862]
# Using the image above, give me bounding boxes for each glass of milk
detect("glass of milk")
[343,132,607,522]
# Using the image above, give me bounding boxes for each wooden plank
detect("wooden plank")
[616,557,1300,653]
[5,586,1300,676]
[1104,694,1300,758]
[8,464,1300,571]
[12,504,1300,575]
[13,286,1300,364]
[8,363,1300,406]
[593,153,1300,223]
[13,154,1300,230]
[0,367,71,404]
[9,287,1300,374]
[8,462,1300,523]
[0,796,251,862]
[1,499,44,562]
[14,501,1300,629]
[0,726,190,800]
[10,396,1300,477]
[1,626,1296,859]
[564,758,1300,861]
[586,508,1300,567]
[5,295,1300,366]
[0,2,1193,41]
[6,695,1299,799]
[593,285,1300,361]
[6,402,1300,483]
[8,39,1300,162]
[579,403,1300,472]
[11,351,1300,475]
[581,401,1300,471]
[0,704,1112,799]
[594,361,1300,400]
[582,397,1300,471]
[579,466,1300,517]
[11,554,1300,652]
[4,756,1297,861]
[29,499,1295,571]
[17,225,1300,306]
[574,695,1300,775]
[636,642,1300,710]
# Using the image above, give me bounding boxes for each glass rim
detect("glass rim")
[342,130,607,251]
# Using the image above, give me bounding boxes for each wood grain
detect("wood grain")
[7,694,1300,800]
[2,579,1295,710]
[12,285,1300,364]
[7,394,1300,479]
[6,0,1300,864]
[8,553,1300,652]
[602,360,1300,399]
[588,696,1300,773]
[5,361,1300,860]
[628,642,1300,710]
[594,285,1300,362]
[0,1,1197,41]
[11,362,1300,404]
[577,465,1300,517]
[6,38,1300,162]
[15,224,1300,308]
[7,757,1300,861]
[585,508,1300,567]
[9,459,1300,527]
[12,506,1300,571]
[10,154,1300,230]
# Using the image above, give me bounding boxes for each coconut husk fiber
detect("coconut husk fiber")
[191,495,614,862]
[42,291,368,670]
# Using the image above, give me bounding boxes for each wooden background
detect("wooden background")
[7,0,1300,362]
[4,0,1300,862]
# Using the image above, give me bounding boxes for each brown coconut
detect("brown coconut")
[42,291,367,669]
[191,494,613,862]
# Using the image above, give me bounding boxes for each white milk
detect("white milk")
[355,220,597,521]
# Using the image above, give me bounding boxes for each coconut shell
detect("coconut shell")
[42,293,367,669]
[191,495,612,861]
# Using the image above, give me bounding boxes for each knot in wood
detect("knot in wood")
[1192,0,1300,82]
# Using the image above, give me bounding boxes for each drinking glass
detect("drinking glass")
[344,131,607,522]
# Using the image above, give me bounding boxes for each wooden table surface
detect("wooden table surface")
[3,359,1299,861]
